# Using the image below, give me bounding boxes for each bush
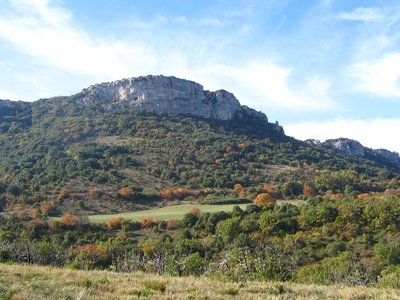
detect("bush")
[377,266,400,289]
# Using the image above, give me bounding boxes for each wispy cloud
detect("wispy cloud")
[199,17,226,26]
[0,61,15,68]
[285,118,400,153]
[0,0,156,82]
[0,0,337,113]
[337,7,384,22]
[194,62,335,112]
[348,52,400,98]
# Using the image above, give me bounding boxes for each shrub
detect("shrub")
[105,217,125,229]
[140,216,154,229]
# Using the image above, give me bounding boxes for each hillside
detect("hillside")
[0,75,399,215]
[1,263,398,299]
[1,76,400,293]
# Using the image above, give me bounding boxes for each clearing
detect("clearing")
[88,200,305,223]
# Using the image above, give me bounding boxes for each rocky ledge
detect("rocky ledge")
[305,137,400,165]
[77,75,269,123]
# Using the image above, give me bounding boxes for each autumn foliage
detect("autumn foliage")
[60,213,79,226]
[357,193,370,199]
[140,216,154,229]
[118,187,134,198]
[60,188,69,198]
[234,183,248,198]
[88,187,98,197]
[262,185,279,198]
[324,190,344,200]
[225,145,234,153]
[29,208,40,218]
[253,193,276,209]
[40,202,54,216]
[303,186,316,197]
[105,217,125,229]
[75,244,107,259]
[166,219,177,230]
[191,207,201,216]
[160,187,191,200]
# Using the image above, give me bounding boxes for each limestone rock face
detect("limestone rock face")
[78,75,262,122]
[305,139,322,147]
[374,149,400,163]
[322,138,365,157]
[0,100,12,107]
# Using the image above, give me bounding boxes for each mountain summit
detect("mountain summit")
[75,75,269,124]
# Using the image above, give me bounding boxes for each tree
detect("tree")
[216,218,241,243]
[118,187,134,198]
[303,186,315,197]
[191,207,201,216]
[105,217,125,229]
[74,244,107,270]
[140,216,154,229]
[253,193,276,209]
[60,213,79,226]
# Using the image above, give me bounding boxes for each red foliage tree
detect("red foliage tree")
[29,208,40,218]
[118,187,134,198]
[140,216,154,229]
[60,213,79,226]
[303,186,316,197]
[40,202,54,216]
[166,219,177,230]
[191,207,201,216]
[105,217,125,229]
[88,187,98,197]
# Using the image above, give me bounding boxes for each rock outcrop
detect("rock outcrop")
[374,149,400,163]
[305,139,322,147]
[323,138,365,157]
[305,137,399,165]
[0,99,12,107]
[77,75,267,122]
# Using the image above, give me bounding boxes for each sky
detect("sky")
[0,0,400,152]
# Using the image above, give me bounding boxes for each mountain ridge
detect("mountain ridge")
[1,74,397,164]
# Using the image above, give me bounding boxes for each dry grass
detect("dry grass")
[1,263,400,299]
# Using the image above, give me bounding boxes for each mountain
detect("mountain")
[77,75,272,124]
[0,75,399,214]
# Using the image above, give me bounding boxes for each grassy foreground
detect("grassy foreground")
[1,264,399,300]
[88,200,305,223]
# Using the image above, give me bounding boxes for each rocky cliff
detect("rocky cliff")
[306,137,400,165]
[76,75,269,123]
[323,138,365,157]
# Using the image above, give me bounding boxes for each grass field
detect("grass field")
[88,204,249,223]
[88,200,306,223]
[88,200,305,223]
[1,263,398,299]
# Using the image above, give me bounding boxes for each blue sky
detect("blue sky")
[0,0,400,152]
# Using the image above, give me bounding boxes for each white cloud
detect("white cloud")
[0,61,15,67]
[285,118,400,153]
[0,0,336,112]
[192,62,335,111]
[337,7,384,22]
[200,17,225,26]
[0,0,156,80]
[0,89,23,100]
[348,52,400,98]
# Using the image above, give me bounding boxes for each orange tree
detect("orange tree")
[253,193,276,209]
